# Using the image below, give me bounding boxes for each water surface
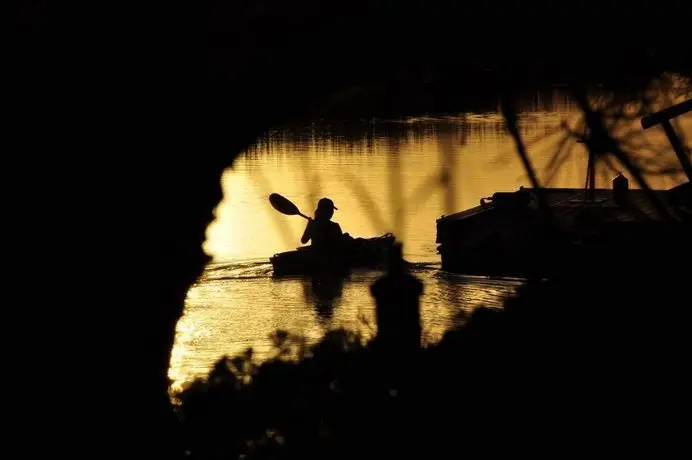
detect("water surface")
[169,91,690,393]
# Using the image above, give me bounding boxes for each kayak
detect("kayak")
[270,233,397,277]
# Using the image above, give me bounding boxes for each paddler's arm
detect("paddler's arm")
[301,218,313,244]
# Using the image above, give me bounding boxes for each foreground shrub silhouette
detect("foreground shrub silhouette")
[175,233,691,458]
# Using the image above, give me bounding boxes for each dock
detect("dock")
[436,179,691,277]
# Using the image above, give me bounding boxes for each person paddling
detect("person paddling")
[301,198,343,249]
[301,198,347,274]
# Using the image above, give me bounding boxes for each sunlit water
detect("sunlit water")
[169,90,691,393]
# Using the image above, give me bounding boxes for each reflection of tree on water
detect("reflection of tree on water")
[302,274,345,324]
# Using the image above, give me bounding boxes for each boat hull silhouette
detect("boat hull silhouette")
[271,233,396,277]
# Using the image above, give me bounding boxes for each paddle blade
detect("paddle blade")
[269,193,301,216]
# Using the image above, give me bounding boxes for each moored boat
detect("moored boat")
[270,233,397,277]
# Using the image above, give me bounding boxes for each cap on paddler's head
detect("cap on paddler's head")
[317,197,338,211]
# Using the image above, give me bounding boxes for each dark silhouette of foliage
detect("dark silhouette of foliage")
[174,232,692,458]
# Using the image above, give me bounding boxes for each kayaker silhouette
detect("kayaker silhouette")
[301,198,344,252]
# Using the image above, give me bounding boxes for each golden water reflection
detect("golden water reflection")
[170,91,691,393]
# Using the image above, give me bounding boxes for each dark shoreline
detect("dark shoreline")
[276,75,690,129]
